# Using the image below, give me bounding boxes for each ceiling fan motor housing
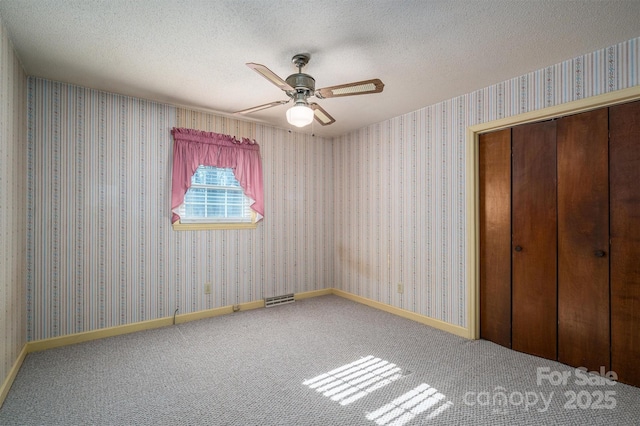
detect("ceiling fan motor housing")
[286,73,315,96]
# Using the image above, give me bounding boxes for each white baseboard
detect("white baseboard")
[332,289,470,338]
[0,345,27,409]
[1,286,468,408]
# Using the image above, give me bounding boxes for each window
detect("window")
[173,166,256,230]
[170,127,264,229]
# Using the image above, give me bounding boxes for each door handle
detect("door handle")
[514,245,523,252]
[594,250,606,258]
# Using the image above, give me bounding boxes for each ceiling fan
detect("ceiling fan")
[235,53,384,127]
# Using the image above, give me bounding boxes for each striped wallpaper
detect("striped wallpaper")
[333,37,640,327]
[21,35,640,342]
[26,81,334,341]
[0,17,27,392]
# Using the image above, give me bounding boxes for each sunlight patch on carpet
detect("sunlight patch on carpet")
[366,383,453,425]
[302,355,403,406]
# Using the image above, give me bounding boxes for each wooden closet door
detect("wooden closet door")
[511,121,557,360]
[557,108,610,372]
[479,129,512,348]
[610,100,640,387]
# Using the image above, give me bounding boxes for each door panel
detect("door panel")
[557,108,610,372]
[479,129,512,348]
[511,120,557,359]
[610,100,640,387]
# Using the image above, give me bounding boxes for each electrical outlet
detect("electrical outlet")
[397,282,404,294]
[204,283,212,294]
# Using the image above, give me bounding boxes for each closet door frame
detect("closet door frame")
[466,85,640,340]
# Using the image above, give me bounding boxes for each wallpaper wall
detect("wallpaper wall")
[22,35,640,342]
[26,82,334,341]
[0,17,27,390]
[333,37,639,327]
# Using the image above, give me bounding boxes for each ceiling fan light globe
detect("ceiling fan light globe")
[286,104,314,127]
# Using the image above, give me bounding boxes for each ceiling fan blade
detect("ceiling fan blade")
[315,78,384,99]
[309,103,336,126]
[246,63,295,91]
[234,100,290,115]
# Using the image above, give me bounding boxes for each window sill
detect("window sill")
[172,221,257,231]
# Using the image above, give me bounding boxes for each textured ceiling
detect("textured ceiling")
[0,1,639,137]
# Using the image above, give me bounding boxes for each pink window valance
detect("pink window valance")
[171,127,264,224]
